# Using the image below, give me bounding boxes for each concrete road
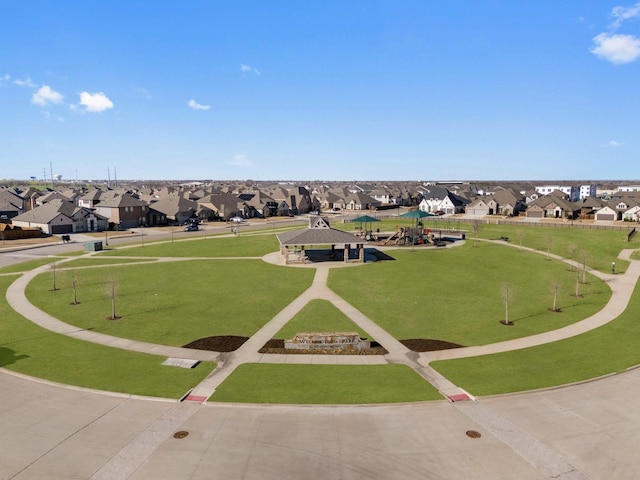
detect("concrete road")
[2,366,640,479]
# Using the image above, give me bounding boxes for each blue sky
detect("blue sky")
[1,1,639,182]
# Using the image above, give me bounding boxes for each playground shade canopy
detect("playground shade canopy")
[350,214,381,224]
[399,210,434,220]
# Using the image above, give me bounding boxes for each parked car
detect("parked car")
[184,224,199,231]
[230,216,245,223]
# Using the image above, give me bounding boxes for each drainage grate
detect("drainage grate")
[173,431,189,439]
[466,430,481,439]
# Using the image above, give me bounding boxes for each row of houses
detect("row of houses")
[2,181,639,234]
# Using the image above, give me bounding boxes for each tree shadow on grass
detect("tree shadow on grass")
[0,347,29,367]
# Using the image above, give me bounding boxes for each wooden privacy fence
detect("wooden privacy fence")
[0,225,43,240]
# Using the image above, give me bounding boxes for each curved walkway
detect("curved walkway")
[6,244,640,403]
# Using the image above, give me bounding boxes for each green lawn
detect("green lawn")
[26,259,315,346]
[8,223,640,402]
[338,217,639,274]
[209,364,442,403]
[275,299,372,339]
[0,257,60,274]
[475,222,638,274]
[329,242,610,345]
[431,279,640,396]
[99,233,279,258]
[0,276,215,398]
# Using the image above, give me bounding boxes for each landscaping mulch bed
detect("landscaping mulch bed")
[400,339,465,352]
[183,335,249,352]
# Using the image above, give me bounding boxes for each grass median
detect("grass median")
[209,364,442,404]
[0,275,215,398]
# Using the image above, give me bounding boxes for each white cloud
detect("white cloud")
[78,91,113,112]
[32,85,64,106]
[611,2,640,29]
[605,140,624,147]
[591,33,640,63]
[188,99,211,110]
[229,154,253,168]
[1,73,11,86]
[14,76,36,88]
[240,64,261,76]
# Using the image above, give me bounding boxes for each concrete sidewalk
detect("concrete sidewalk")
[6,245,639,404]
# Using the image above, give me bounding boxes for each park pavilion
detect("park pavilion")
[276,216,367,264]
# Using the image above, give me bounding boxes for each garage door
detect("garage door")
[51,224,73,234]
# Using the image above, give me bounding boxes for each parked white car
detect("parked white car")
[230,216,245,223]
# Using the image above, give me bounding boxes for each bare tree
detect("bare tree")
[71,271,80,305]
[568,243,578,271]
[574,270,583,298]
[550,279,561,312]
[50,262,59,291]
[517,228,525,251]
[471,219,481,247]
[581,251,588,284]
[501,282,513,325]
[106,273,120,320]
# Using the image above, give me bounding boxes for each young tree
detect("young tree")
[568,243,578,272]
[501,282,513,325]
[550,279,561,312]
[106,274,120,320]
[471,219,481,247]
[71,271,80,305]
[581,251,588,284]
[50,262,59,291]
[574,270,583,298]
[517,228,525,251]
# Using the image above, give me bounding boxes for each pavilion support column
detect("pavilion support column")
[344,244,350,263]
[358,244,364,263]
[301,245,305,262]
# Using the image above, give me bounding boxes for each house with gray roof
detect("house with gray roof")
[11,199,108,234]
[93,192,149,229]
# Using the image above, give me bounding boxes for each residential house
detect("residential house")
[488,189,525,216]
[344,192,379,211]
[0,189,25,219]
[196,193,242,220]
[369,187,396,205]
[526,192,580,219]
[11,199,108,234]
[623,205,640,222]
[464,198,491,216]
[579,196,606,220]
[594,206,616,222]
[439,191,470,215]
[93,192,149,229]
[148,195,197,225]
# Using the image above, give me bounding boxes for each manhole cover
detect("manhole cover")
[466,430,481,439]
[173,431,189,439]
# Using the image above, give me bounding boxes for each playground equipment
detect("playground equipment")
[384,224,436,246]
